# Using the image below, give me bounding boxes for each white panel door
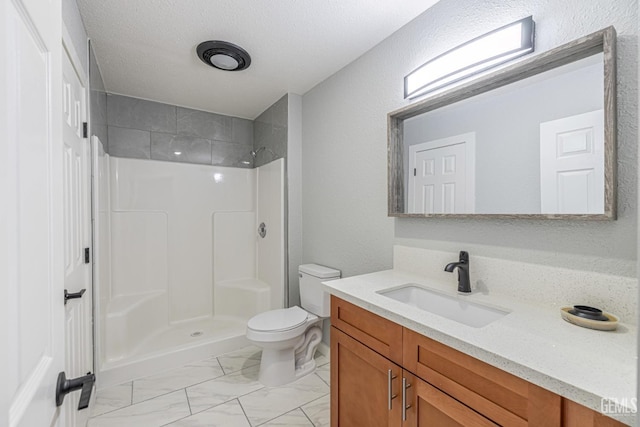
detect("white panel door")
[0,0,64,426]
[408,133,475,214]
[62,45,94,426]
[540,110,604,214]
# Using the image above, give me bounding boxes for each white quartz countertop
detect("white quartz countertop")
[322,269,637,426]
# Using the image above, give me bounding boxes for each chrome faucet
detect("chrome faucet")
[444,251,471,293]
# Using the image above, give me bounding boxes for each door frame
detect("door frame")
[61,23,95,423]
[407,132,476,213]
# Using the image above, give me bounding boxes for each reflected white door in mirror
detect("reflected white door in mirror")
[408,133,475,214]
[540,109,604,214]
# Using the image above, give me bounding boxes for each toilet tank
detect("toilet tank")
[299,264,341,317]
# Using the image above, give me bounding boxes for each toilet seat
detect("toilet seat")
[247,306,309,333]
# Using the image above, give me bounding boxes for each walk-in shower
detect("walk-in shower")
[92,139,285,388]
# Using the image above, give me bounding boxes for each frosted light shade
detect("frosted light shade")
[210,54,239,70]
[405,16,535,99]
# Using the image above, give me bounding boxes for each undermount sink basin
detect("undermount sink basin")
[378,284,509,328]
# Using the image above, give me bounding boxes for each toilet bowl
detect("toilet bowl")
[246,264,341,387]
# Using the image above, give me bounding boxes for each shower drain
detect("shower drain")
[190,331,203,337]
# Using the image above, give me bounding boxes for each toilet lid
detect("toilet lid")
[248,306,309,332]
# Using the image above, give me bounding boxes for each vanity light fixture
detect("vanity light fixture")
[196,40,251,71]
[404,16,535,99]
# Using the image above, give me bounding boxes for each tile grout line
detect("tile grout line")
[189,382,267,417]
[314,372,330,388]
[184,388,193,415]
[216,356,227,375]
[254,407,300,427]
[300,406,317,427]
[248,383,330,427]
[298,390,331,427]
[235,398,253,426]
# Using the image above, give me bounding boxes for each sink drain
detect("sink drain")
[190,331,203,337]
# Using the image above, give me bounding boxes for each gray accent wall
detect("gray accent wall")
[106,94,254,168]
[89,43,108,151]
[254,95,288,168]
[302,0,638,280]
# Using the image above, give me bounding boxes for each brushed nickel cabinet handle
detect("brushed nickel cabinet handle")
[402,377,412,421]
[387,369,398,410]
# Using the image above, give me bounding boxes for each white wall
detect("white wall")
[302,0,638,279]
[62,0,88,78]
[287,94,303,306]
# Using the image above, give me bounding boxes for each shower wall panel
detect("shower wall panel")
[110,158,256,323]
[92,138,111,365]
[110,212,168,296]
[213,212,256,282]
[257,158,285,309]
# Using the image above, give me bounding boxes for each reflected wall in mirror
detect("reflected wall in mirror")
[388,27,616,220]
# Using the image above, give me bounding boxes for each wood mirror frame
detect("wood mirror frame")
[388,27,616,220]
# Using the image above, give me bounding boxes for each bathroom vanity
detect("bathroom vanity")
[323,263,635,427]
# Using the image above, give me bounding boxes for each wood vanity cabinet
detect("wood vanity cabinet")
[331,327,402,426]
[330,296,627,427]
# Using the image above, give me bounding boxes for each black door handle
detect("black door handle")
[64,289,86,305]
[56,371,95,409]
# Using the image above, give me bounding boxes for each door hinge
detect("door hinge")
[413,168,416,176]
[84,247,90,264]
[82,122,88,138]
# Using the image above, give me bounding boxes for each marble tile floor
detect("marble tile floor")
[89,346,330,427]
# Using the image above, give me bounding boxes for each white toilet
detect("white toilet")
[246,264,341,387]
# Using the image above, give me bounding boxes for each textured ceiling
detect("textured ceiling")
[77,0,439,119]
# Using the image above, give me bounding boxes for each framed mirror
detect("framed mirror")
[388,27,616,220]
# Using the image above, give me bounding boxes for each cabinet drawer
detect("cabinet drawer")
[331,296,403,364]
[404,328,561,426]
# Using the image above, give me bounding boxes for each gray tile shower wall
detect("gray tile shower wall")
[108,126,151,159]
[253,94,288,168]
[151,133,212,165]
[89,43,108,151]
[105,94,255,168]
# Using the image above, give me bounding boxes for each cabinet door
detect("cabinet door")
[403,371,498,427]
[562,399,628,427]
[331,327,402,427]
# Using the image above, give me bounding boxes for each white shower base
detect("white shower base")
[97,316,249,389]
[97,278,275,389]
